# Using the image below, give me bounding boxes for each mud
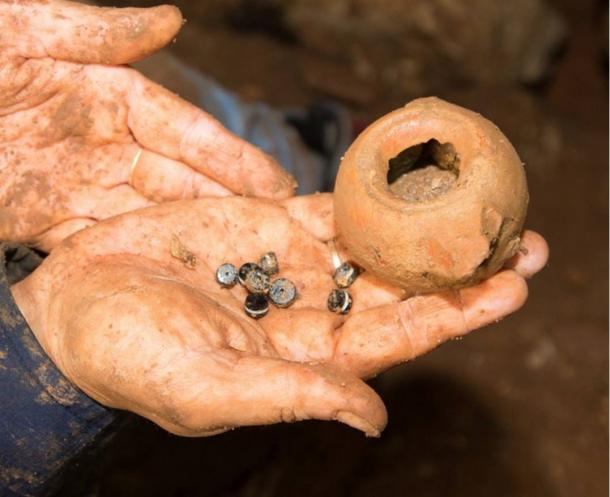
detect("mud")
[169,234,196,269]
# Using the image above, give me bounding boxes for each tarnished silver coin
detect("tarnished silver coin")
[216,263,238,288]
[327,289,352,314]
[244,268,271,295]
[238,262,260,286]
[268,278,297,308]
[245,294,269,319]
[259,252,279,276]
[333,262,359,289]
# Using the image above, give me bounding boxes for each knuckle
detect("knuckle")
[398,298,429,353]
[179,114,216,158]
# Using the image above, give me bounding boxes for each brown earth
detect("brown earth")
[75,0,608,496]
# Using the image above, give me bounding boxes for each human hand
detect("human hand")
[0,1,295,251]
[11,194,548,436]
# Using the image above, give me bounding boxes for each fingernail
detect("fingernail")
[336,410,382,437]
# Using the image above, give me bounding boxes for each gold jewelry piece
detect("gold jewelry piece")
[128,147,143,186]
[327,239,342,271]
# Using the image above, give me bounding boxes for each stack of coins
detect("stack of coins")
[215,252,297,319]
[327,262,360,314]
[216,252,361,318]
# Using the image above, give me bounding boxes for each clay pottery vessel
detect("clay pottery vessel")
[333,97,528,293]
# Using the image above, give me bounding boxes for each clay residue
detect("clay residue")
[389,166,457,202]
[169,234,197,269]
[45,92,93,144]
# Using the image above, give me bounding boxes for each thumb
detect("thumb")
[4,0,183,64]
[168,355,388,437]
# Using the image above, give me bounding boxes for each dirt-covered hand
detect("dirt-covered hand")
[0,1,295,251]
[10,194,548,437]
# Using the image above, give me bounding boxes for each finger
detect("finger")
[130,149,232,202]
[45,142,230,204]
[5,1,182,64]
[503,230,549,278]
[33,217,96,253]
[332,270,528,378]
[69,184,155,220]
[127,74,297,199]
[348,272,406,310]
[172,354,387,437]
[282,193,336,241]
[261,280,401,364]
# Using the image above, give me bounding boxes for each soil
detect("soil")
[75,0,608,496]
[387,139,460,202]
[389,166,457,202]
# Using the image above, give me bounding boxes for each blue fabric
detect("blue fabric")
[0,245,116,496]
[161,58,328,194]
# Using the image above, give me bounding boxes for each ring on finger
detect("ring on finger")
[327,238,342,271]
[128,147,143,186]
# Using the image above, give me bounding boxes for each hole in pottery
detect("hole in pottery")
[387,138,460,202]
